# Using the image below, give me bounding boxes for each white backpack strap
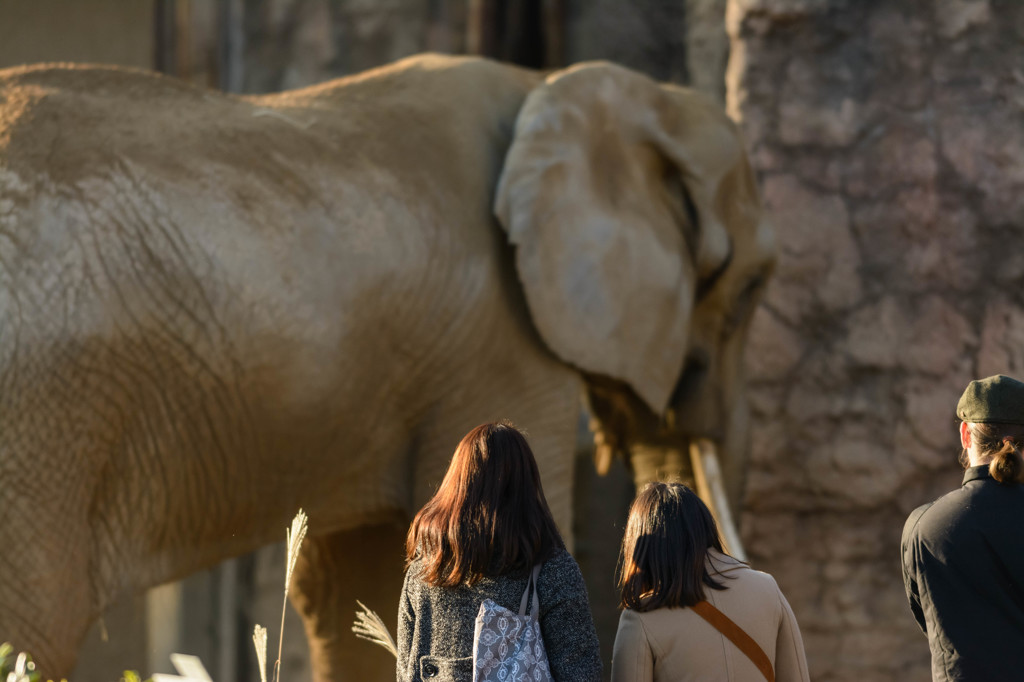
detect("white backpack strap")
[519,563,543,616]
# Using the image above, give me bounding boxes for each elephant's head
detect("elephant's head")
[494,62,774,526]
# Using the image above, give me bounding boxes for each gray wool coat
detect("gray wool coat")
[396,548,603,682]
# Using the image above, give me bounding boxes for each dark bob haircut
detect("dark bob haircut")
[405,421,564,587]
[618,482,730,611]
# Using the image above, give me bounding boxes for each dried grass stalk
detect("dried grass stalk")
[284,509,309,589]
[352,600,398,659]
[253,624,268,682]
[275,509,308,682]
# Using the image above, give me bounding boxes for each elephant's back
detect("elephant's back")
[0,55,537,194]
[0,55,532,270]
[0,62,335,192]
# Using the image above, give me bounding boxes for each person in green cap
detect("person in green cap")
[901,374,1024,681]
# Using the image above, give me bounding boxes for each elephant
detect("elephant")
[0,53,772,681]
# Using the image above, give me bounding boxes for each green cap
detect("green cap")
[957,375,1024,425]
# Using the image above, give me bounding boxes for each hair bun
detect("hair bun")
[989,441,1024,484]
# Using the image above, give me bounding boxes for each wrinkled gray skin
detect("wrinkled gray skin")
[0,53,772,681]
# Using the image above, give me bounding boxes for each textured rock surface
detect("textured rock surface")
[728,1,1024,679]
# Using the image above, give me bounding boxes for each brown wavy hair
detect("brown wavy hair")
[962,422,1024,484]
[618,482,730,611]
[405,421,564,587]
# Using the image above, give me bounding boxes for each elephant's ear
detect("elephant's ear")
[494,62,747,413]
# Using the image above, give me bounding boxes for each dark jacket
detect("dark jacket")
[397,547,602,682]
[901,465,1024,681]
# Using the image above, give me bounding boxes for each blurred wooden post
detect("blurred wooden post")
[218,0,244,92]
[542,0,563,67]
[467,0,564,68]
[466,0,495,56]
[217,559,239,682]
[146,583,183,676]
[175,0,191,78]
[153,0,177,74]
[426,0,455,53]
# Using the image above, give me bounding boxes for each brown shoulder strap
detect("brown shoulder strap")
[691,601,775,682]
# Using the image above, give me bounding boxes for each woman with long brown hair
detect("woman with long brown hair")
[611,482,809,682]
[397,421,602,682]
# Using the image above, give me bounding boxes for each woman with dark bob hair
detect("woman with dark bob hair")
[611,482,809,682]
[397,421,602,682]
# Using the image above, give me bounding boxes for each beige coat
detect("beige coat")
[611,550,810,682]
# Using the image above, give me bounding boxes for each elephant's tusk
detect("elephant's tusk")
[689,438,747,562]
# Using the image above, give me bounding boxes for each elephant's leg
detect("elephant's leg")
[1,582,93,679]
[290,523,407,682]
[0,514,99,679]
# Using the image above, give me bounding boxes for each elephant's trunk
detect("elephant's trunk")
[627,440,746,561]
[628,443,694,489]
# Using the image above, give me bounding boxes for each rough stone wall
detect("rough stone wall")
[728,1,1024,680]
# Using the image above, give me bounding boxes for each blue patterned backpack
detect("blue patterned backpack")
[472,564,553,682]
